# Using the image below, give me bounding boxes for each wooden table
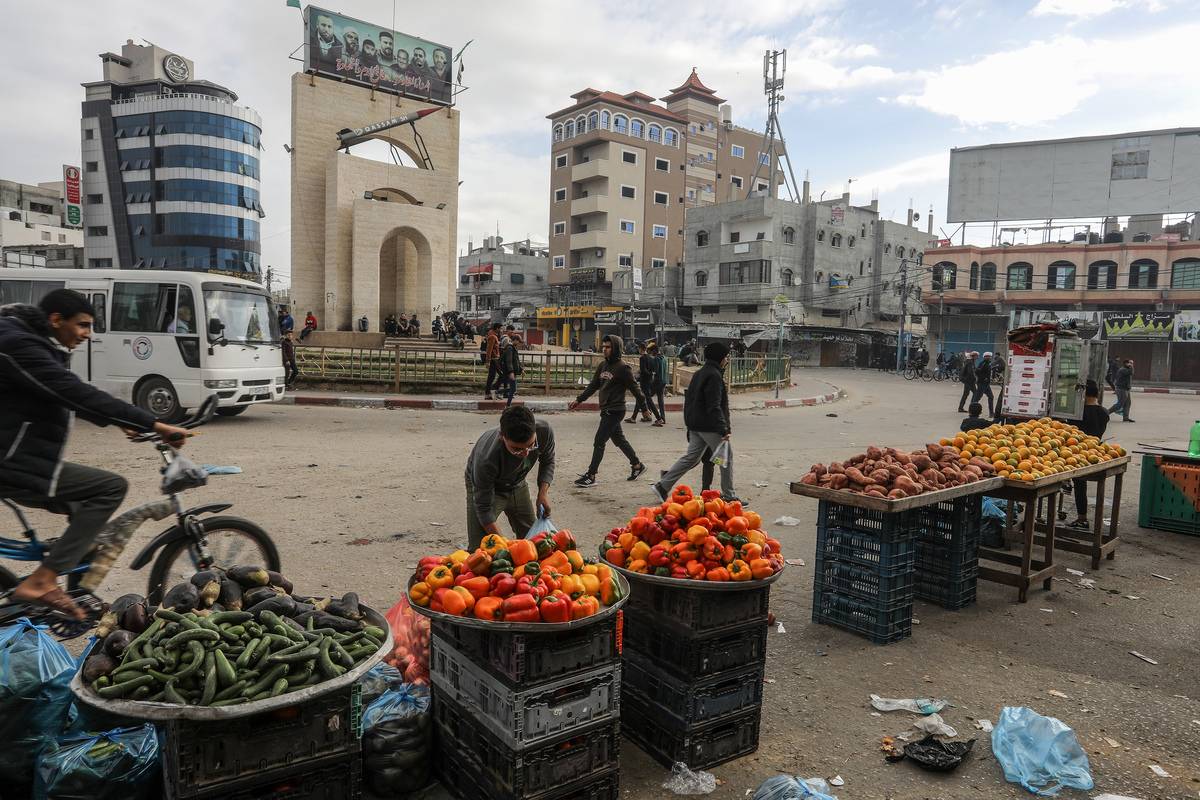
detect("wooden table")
[978,455,1130,601]
[788,477,1004,513]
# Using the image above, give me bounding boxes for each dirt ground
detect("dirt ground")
[17,368,1200,799]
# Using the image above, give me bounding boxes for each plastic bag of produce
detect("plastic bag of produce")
[0,618,76,788]
[66,638,140,735]
[34,724,160,800]
[359,662,405,704]
[383,595,429,685]
[362,684,432,796]
[524,513,558,539]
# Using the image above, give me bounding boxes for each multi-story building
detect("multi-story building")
[0,179,85,269]
[80,40,263,275]
[924,229,1200,383]
[457,236,550,327]
[541,70,784,346]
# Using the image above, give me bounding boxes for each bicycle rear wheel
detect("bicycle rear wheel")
[147,516,279,605]
[921,368,935,382]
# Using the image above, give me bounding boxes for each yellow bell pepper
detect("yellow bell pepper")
[408,581,433,607]
[629,541,651,563]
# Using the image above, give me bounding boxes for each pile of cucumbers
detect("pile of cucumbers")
[81,565,386,707]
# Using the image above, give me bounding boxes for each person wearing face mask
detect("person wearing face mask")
[568,335,648,487]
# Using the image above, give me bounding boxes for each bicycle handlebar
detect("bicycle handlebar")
[128,394,219,443]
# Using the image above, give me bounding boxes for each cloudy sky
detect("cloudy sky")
[3,0,1197,287]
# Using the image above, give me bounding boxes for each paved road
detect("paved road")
[13,368,1198,799]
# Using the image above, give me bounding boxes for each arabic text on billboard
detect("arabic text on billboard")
[305,6,452,105]
[62,165,81,227]
[1103,311,1175,340]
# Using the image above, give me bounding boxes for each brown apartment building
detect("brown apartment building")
[540,70,783,346]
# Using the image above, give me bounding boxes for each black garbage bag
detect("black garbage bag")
[903,735,976,772]
[35,724,160,800]
[0,618,76,791]
[362,684,432,796]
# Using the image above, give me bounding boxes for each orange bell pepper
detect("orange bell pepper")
[629,541,651,563]
[629,516,650,535]
[474,595,503,620]
[578,573,600,596]
[749,558,773,580]
[681,499,705,521]
[725,516,749,535]
[725,500,744,518]
[408,581,432,607]
[508,538,538,566]
[426,566,454,590]
[465,550,492,576]
[571,595,600,619]
[434,587,469,616]
[744,511,762,530]
[595,564,613,583]
[686,525,710,546]
[559,574,582,597]
[706,566,730,582]
[670,542,699,564]
[565,550,584,572]
[457,575,490,600]
[701,536,724,561]
[746,530,767,546]
[722,544,735,564]
[604,547,626,567]
[685,561,706,579]
[728,559,752,581]
[599,576,625,605]
[627,559,648,573]
[480,533,509,556]
[581,563,599,575]
[450,585,476,613]
[739,542,763,562]
[671,484,694,503]
[617,531,636,552]
[541,550,570,573]
[705,498,726,516]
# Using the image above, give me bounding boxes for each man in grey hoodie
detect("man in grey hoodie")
[464,405,555,549]
[568,335,648,487]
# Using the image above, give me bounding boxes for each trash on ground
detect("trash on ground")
[991,706,1094,795]
[911,713,958,738]
[828,775,844,786]
[975,719,994,733]
[785,558,806,567]
[750,775,839,800]
[1092,794,1144,800]
[1066,568,1085,577]
[1124,595,1142,600]
[1078,578,1096,589]
[754,481,770,487]
[1048,690,1070,699]
[1040,608,1054,613]
[903,735,976,772]
[429,522,447,527]
[774,516,801,527]
[1150,574,1173,581]
[881,736,905,762]
[663,762,717,795]
[1148,765,1171,778]
[1128,651,1158,665]
[1102,737,1120,748]
[201,464,242,475]
[776,621,787,634]
[870,694,947,715]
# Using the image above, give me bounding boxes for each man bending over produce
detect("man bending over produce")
[464,405,555,550]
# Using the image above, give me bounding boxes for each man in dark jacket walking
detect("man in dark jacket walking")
[0,291,187,619]
[1108,359,1135,422]
[652,342,742,503]
[971,351,995,416]
[568,335,647,487]
[628,342,662,424]
[957,351,977,412]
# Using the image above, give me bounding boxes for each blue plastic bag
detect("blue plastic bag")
[66,639,140,735]
[525,514,558,539]
[358,661,405,704]
[362,685,432,796]
[35,724,160,800]
[751,775,839,800]
[991,706,1094,796]
[0,618,76,787]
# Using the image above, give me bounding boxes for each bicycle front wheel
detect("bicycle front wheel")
[147,516,280,604]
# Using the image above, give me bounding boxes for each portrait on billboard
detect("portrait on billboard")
[304,6,453,105]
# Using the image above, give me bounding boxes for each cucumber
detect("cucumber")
[164,680,188,705]
[96,674,156,699]
[285,662,315,686]
[199,663,218,705]
[213,680,249,702]
[214,649,237,687]
[270,677,289,697]
[330,640,355,669]
[316,638,339,679]
[154,608,199,628]
[211,697,249,707]
[363,626,386,641]
[236,638,261,669]
[164,628,220,649]
[131,685,152,700]
[209,611,253,626]
[243,663,289,697]
[115,657,160,672]
[174,641,207,680]
[147,668,176,683]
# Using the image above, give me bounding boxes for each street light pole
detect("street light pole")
[895,258,907,373]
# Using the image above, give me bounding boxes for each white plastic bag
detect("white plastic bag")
[870,694,947,715]
[911,713,958,737]
[662,762,716,795]
[709,439,731,467]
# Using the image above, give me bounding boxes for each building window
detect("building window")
[687,188,696,200]
[1171,258,1200,289]
[817,229,825,242]
[884,242,891,254]
[88,258,112,269]
[553,222,565,236]
[554,188,566,202]
[1047,260,1076,290]
[1129,259,1158,288]
[600,111,610,130]
[564,120,575,138]
[719,260,771,285]
[41,231,51,241]
[1111,148,1149,180]
[648,124,662,143]
[555,154,567,169]
[613,115,628,134]
[553,125,563,142]
[620,185,636,199]
[650,258,666,270]
[664,128,679,147]
[653,191,668,205]
[552,255,565,269]
[861,224,867,239]
[731,144,745,158]
[783,227,794,244]
[695,271,708,287]
[84,128,94,140]
[627,119,643,138]
[458,296,472,311]
[620,220,635,234]
[619,254,633,267]
[932,262,957,291]
[757,152,770,166]
[735,304,757,314]
[781,268,794,286]
[655,157,669,172]
[969,262,979,289]
[652,225,667,239]
[979,263,997,291]
[1007,263,1033,290]
[730,176,743,190]
[619,152,637,167]
[587,111,599,131]
[86,193,103,204]
[729,232,740,243]
[1088,260,1118,289]
[57,234,65,243]
[87,226,108,237]
[696,230,709,247]
[830,233,842,247]
[85,161,98,172]
[848,235,856,248]
[897,246,907,259]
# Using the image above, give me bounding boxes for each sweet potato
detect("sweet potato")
[886,463,906,478]
[920,468,944,485]
[894,475,922,495]
[866,445,883,460]
[927,443,945,460]
[864,488,887,498]
[968,457,995,473]
[845,466,872,486]
[869,468,891,485]
[829,474,849,490]
[811,463,828,477]
[893,452,912,465]
[887,488,906,499]
[799,472,818,485]
[911,454,934,471]
[819,474,833,486]
[848,454,867,466]
[828,461,845,474]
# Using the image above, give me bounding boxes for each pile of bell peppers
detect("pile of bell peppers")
[599,486,785,582]
[409,528,625,622]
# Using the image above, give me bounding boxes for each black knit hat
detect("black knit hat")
[704,341,730,362]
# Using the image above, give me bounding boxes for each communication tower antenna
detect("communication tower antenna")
[747,50,801,202]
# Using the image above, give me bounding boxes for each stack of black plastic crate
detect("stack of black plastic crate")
[429,614,622,800]
[910,495,983,609]
[620,580,770,769]
[812,499,917,644]
[161,683,364,799]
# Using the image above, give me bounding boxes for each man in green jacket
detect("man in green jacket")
[568,335,648,487]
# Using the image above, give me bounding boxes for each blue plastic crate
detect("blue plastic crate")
[811,589,913,644]
[813,558,914,611]
[816,527,916,578]
[817,499,920,542]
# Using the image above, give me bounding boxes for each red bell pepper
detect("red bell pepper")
[701,489,721,500]
[457,575,491,600]
[661,514,679,533]
[553,530,578,552]
[516,575,547,600]
[489,573,517,598]
[670,564,689,578]
[502,593,540,622]
[537,572,561,594]
[453,571,475,585]
[530,532,557,560]
[539,592,571,623]
[701,536,724,562]
[647,544,670,568]
[417,556,448,581]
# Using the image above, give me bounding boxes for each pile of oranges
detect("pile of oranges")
[938,418,1125,482]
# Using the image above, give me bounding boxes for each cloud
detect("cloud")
[1030,0,1126,16]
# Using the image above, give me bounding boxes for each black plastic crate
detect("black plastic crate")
[622,651,763,727]
[431,614,618,687]
[915,537,980,572]
[433,691,618,800]
[163,684,363,799]
[813,558,914,611]
[622,615,768,681]
[437,742,620,800]
[817,527,916,578]
[176,750,362,800]
[811,589,912,644]
[914,559,979,610]
[817,498,920,541]
[620,695,760,770]
[430,637,619,748]
[624,582,770,635]
[909,494,982,546]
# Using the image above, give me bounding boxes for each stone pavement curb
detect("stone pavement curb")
[1130,386,1200,395]
[278,387,846,413]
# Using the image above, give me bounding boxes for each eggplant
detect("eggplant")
[266,570,293,594]
[103,629,135,658]
[82,653,117,683]
[217,578,243,611]
[280,615,307,632]
[189,570,222,589]
[309,611,361,632]
[162,582,201,611]
[242,586,283,607]
[247,595,298,618]
[108,593,145,620]
[326,592,363,621]
[227,565,270,588]
[120,602,149,634]
[197,579,221,607]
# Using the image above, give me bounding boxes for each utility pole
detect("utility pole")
[895,258,908,373]
[748,50,801,202]
[265,266,273,294]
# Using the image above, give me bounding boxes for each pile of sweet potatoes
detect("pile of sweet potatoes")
[798,443,997,499]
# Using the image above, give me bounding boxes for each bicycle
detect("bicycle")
[0,396,279,639]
